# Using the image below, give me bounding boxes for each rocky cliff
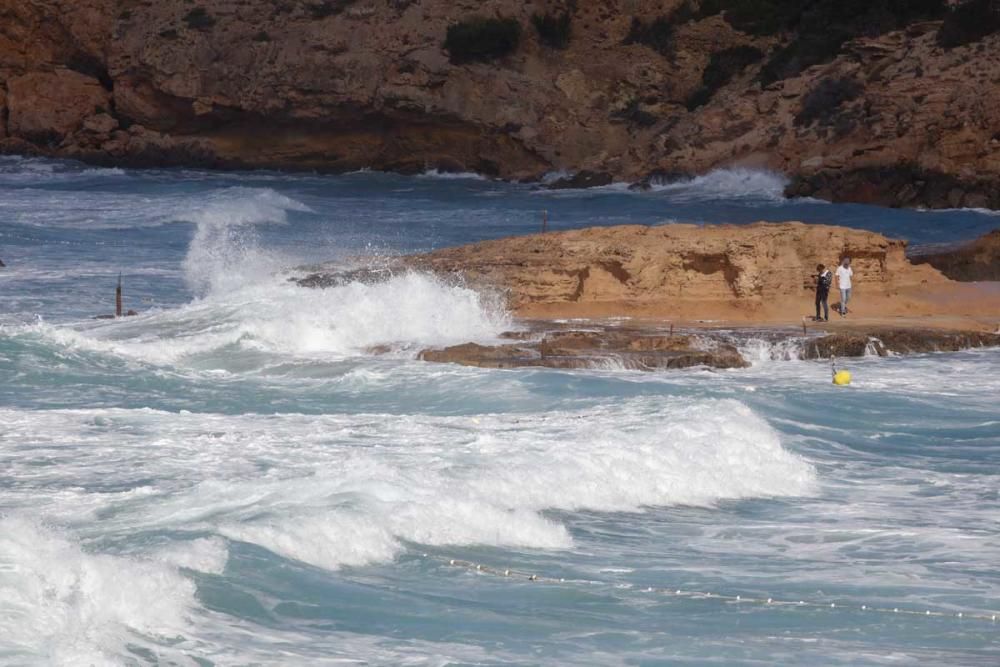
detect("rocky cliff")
[911,229,1000,281]
[3,0,1000,207]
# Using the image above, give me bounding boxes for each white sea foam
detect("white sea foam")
[153,536,229,574]
[533,168,793,202]
[179,187,312,296]
[645,168,790,202]
[15,270,509,366]
[738,337,805,364]
[0,517,195,666]
[7,182,507,365]
[416,169,488,181]
[0,399,815,574]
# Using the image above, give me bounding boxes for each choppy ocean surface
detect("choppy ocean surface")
[1,156,998,666]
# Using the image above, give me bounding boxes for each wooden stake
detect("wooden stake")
[115,273,123,318]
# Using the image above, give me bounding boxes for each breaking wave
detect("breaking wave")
[645,168,791,202]
[0,399,815,575]
[4,187,507,367]
[0,517,197,665]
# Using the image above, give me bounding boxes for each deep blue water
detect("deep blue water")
[1,156,998,666]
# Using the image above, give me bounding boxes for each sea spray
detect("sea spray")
[180,187,312,296]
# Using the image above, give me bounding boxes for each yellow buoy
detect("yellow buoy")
[833,370,852,386]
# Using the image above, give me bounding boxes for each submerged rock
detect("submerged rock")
[546,171,613,190]
[294,266,396,289]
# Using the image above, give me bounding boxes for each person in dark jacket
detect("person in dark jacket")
[815,263,832,321]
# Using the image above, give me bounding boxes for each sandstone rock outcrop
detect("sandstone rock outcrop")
[6,69,110,143]
[402,222,952,320]
[911,229,1000,281]
[2,1,1000,207]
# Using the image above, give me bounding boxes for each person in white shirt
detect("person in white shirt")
[836,257,853,316]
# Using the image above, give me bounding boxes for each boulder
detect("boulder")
[6,70,110,143]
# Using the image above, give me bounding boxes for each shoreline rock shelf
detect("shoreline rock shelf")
[413,326,1000,371]
[293,221,1000,370]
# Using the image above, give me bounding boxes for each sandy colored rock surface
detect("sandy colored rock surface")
[6,69,110,142]
[404,221,1000,327]
[2,1,1000,207]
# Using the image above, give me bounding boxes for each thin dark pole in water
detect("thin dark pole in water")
[802,319,807,336]
[542,210,548,233]
[670,323,674,337]
[116,273,123,318]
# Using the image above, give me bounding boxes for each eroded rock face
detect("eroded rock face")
[402,222,946,319]
[1,0,1000,207]
[6,69,110,143]
[911,229,1000,281]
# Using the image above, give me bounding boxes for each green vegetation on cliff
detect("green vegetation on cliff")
[445,17,522,64]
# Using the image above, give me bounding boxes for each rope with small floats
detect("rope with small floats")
[422,554,998,624]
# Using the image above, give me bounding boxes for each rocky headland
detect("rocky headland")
[294,221,1000,370]
[911,229,1000,281]
[3,0,1000,208]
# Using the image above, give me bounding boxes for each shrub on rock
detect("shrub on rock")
[937,0,1000,48]
[623,16,678,56]
[794,77,863,127]
[686,45,764,110]
[532,12,572,49]
[445,17,522,64]
[183,7,216,31]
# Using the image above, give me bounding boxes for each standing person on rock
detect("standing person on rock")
[814,263,832,321]
[836,256,854,316]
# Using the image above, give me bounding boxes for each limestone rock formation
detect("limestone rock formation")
[911,229,1000,281]
[403,222,948,320]
[2,0,1000,207]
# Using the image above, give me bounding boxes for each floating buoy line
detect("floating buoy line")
[423,555,999,624]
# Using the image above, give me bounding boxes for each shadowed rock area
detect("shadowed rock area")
[911,229,1000,282]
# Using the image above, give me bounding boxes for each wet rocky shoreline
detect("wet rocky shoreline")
[413,324,1000,372]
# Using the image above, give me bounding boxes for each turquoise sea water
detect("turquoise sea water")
[1,156,999,665]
